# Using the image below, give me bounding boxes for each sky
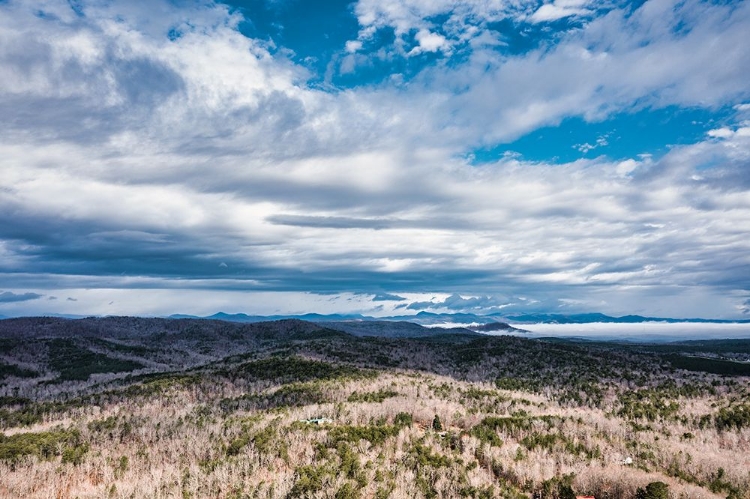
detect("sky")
[1,0,749,319]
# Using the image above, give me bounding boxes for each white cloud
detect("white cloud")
[411,0,750,147]
[530,0,591,23]
[351,0,539,55]
[575,142,595,153]
[345,40,363,53]
[708,128,734,139]
[574,134,609,154]
[410,29,449,55]
[615,159,639,177]
[0,0,749,319]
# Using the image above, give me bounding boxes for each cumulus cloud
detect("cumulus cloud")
[345,41,363,54]
[707,126,750,140]
[410,29,449,55]
[707,128,735,139]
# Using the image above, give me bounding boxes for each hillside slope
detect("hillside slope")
[0,317,748,499]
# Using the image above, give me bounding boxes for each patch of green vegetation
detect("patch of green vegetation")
[334,482,360,499]
[407,442,451,469]
[617,389,681,422]
[288,464,330,496]
[394,412,413,427]
[267,383,327,408]
[347,389,399,403]
[115,455,129,477]
[61,440,89,465]
[496,377,542,393]
[521,432,563,451]
[286,438,368,498]
[226,423,289,463]
[449,339,493,365]
[0,399,74,429]
[0,396,32,408]
[470,418,506,447]
[122,373,202,397]
[635,481,669,499]
[468,416,554,438]
[288,440,366,497]
[87,415,133,443]
[639,339,750,355]
[715,404,750,431]
[708,467,743,498]
[253,425,280,456]
[430,382,453,399]
[3,373,204,430]
[88,415,119,434]
[225,356,374,384]
[375,485,394,499]
[224,416,262,457]
[328,424,401,447]
[520,432,598,459]
[87,338,153,356]
[664,354,750,376]
[462,386,506,400]
[47,339,144,381]
[291,327,352,341]
[0,362,38,379]
[470,416,598,459]
[538,473,577,499]
[225,434,251,457]
[0,428,87,463]
[221,382,327,413]
[0,339,19,355]
[336,442,362,479]
[458,485,499,499]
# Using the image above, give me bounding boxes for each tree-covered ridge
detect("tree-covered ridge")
[0,317,748,498]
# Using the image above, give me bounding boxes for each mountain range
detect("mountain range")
[167,311,750,325]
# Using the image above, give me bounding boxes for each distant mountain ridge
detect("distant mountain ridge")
[0,315,498,341]
[169,312,370,323]
[167,311,750,325]
[500,313,750,324]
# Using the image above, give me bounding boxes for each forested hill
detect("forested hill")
[0,316,749,498]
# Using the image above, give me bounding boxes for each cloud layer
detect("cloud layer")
[0,0,749,318]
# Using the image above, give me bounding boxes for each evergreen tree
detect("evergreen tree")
[636,481,669,499]
[558,483,576,499]
[432,414,442,431]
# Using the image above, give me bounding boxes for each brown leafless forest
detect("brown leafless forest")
[1,317,749,499]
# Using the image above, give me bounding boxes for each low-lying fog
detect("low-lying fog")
[505,322,750,342]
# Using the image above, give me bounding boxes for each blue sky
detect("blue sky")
[0,0,749,319]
